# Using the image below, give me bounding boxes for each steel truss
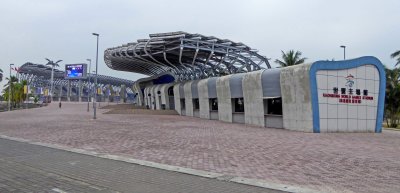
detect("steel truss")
[105,31,271,81]
[18,62,135,94]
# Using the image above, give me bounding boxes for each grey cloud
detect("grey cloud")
[1,0,399,89]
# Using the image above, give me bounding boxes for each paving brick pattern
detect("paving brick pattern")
[0,103,399,193]
[0,138,279,193]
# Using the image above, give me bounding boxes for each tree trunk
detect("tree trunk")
[386,117,389,127]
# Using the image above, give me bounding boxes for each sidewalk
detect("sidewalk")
[0,137,282,193]
[0,102,399,193]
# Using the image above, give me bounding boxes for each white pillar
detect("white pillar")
[78,80,82,102]
[67,80,71,102]
[59,85,62,102]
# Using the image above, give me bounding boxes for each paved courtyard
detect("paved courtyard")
[0,103,399,193]
[0,138,280,193]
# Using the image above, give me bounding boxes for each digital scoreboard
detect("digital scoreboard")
[65,64,88,79]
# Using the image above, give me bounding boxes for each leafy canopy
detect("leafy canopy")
[391,50,400,66]
[275,50,307,67]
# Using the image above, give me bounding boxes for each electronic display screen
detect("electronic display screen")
[65,64,87,79]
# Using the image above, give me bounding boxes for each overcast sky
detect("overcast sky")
[1,0,399,89]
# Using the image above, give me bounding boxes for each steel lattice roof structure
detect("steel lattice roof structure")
[105,31,271,81]
[18,62,135,90]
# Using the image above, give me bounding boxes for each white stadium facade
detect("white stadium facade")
[105,32,385,133]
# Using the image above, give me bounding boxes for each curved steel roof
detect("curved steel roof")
[19,62,135,87]
[105,31,271,81]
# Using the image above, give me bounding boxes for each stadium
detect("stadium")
[106,32,386,133]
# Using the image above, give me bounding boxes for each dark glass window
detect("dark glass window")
[266,98,282,115]
[193,99,200,110]
[233,98,244,113]
[180,99,185,110]
[209,98,218,111]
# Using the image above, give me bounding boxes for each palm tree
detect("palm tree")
[275,50,307,67]
[385,67,400,128]
[391,50,400,66]
[3,75,18,89]
[0,68,3,82]
[2,76,19,108]
[45,58,62,98]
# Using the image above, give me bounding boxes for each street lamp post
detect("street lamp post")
[39,76,44,104]
[8,64,14,111]
[86,59,91,112]
[92,33,99,119]
[26,70,32,109]
[340,45,346,60]
[92,70,96,110]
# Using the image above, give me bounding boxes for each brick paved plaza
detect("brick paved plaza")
[0,103,399,193]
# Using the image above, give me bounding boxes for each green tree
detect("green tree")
[391,50,400,66]
[2,76,26,109]
[275,50,307,67]
[384,67,400,128]
[2,76,17,108]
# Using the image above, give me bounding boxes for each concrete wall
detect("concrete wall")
[133,82,143,106]
[216,75,233,123]
[143,87,149,107]
[191,80,200,117]
[210,112,218,120]
[243,70,264,127]
[150,86,157,110]
[120,85,126,103]
[146,86,152,108]
[198,79,210,119]
[265,115,284,128]
[147,86,152,108]
[141,57,383,133]
[160,84,168,109]
[280,64,313,132]
[173,83,182,115]
[154,85,162,110]
[183,81,194,116]
[160,83,175,110]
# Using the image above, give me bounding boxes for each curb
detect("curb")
[0,135,320,193]
[383,127,400,131]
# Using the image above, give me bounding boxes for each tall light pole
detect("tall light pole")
[340,45,346,60]
[45,58,62,102]
[92,70,96,105]
[92,33,99,119]
[25,70,32,109]
[86,59,92,112]
[8,64,14,111]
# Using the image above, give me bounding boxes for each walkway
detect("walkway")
[0,103,399,192]
[0,137,282,193]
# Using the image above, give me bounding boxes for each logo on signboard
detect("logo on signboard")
[322,74,373,104]
[345,74,354,88]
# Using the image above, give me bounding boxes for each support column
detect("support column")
[120,85,126,103]
[78,80,82,102]
[105,85,110,102]
[87,84,91,102]
[59,85,62,102]
[67,80,71,102]
[98,86,102,105]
